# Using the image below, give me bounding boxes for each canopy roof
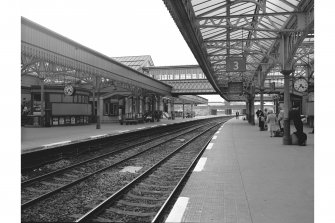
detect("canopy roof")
[111,55,154,72]
[163,0,314,101]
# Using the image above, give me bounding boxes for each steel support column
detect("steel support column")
[96,79,101,129]
[248,97,255,125]
[280,33,294,145]
[40,77,45,127]
[92,87,96,121]
[281,70,294,144]
[182,102,185,119]
[260,88,264,112]
[249,86,255,125]
[245,100,249,121]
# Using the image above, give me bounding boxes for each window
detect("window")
[192,73,197,79]
[33,94,41,101]
[180,74,185,79]
[168,74,173,80]
[162,75,167,80]
[77,95,82,103]
[49,94,62,102]
[83,96,88,103]
[199,73,204,79]
[110,104,118,116]
[174,74,180,79]
[156,75,161,80]
[186,74,192,79]
[104,102,118,116]
[63,95,73,103]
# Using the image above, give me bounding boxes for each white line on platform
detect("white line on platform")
[206,143,214,150]
[165,197,189,222]
[193,157,207,172]
[137,127,145,129]
[160,123,167,126]
[118,130,129,133]
[90,134,107,138]
[43,140,71,147]
[215,131,220,134]
[212,135,217,140]
[151,125,157,128]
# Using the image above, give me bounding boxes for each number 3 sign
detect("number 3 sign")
[226,57,246,72]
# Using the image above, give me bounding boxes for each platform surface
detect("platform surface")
[21,116,219,152]
[166,117,314,223]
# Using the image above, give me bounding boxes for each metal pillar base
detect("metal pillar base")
[96,116,101,129]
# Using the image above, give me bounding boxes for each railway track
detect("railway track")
[21,117,229,222]
[21,121,214,208]
[76,121,222,223]
[21,118,218,176]
[22,120,209,185]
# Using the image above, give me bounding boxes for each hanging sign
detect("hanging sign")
[228,82,243,94]
[226,57,246,72]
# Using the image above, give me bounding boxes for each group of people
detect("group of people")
[256,108,284,137]
[256,106,307,145]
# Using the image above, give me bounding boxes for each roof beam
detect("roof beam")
[199,25,297,33]
[196,12,304,20]
[204,37,279,43]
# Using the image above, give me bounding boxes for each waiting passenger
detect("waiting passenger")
[277,109,284,132]
[258,110,265,131]
[266,110,277,137]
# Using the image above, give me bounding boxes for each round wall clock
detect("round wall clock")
[64,85,75,96]
[294,78,308,92]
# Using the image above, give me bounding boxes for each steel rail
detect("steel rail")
[21,120,208,187]
[21,120,195,172]
[21,121,219,209]
[75,120,225,223]
[151,123,220,222]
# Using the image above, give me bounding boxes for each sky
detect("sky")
[19,0,225,102]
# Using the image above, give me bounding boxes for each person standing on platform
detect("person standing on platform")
[236,111,239,119]
[258,110,265,131]
[289,105,307,146]
[277,109,284,132]
[289,106,303,134]
[266,110,277,137]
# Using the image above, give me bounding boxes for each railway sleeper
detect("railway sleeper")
[40,181,65,187]
[127,192,166,201]
[132,188,169,195]
[117,200,162,208]
[139,182,174,189]
[105,207,156,217]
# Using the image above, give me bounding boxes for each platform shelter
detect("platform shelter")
[21,18,177,127]
[162,0,314,144]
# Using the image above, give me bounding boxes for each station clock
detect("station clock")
[294,78,308,92]
[64,85,75,96]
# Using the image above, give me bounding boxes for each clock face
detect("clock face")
[64,85,74,96]
[294,78,308,92]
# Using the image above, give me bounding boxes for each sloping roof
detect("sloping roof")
[111,55,154,71]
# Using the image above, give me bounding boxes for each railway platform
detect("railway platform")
[21,115,220,153]
[166,117,314,223]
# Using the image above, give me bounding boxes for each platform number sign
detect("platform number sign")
[226,57,246,72]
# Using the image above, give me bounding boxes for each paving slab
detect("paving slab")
[167,118,313,223]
